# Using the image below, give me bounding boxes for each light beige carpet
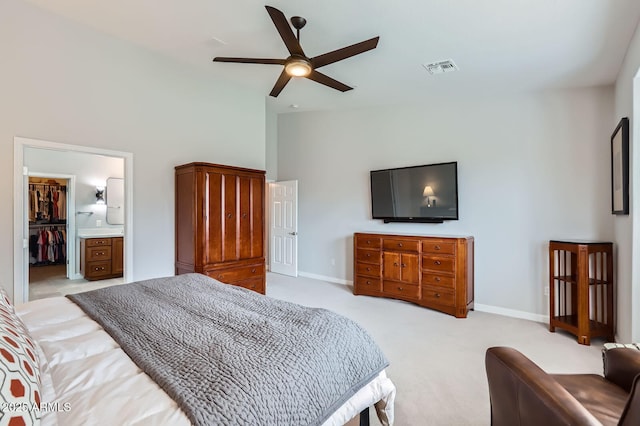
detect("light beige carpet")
[265,272,605,426]
[27,270,606,425]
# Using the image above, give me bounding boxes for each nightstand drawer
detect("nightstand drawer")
[422,256,455,273]
[88,246,112,261]
[422,286,455,307]
[422,241,456,255]
[422,273,455,289]
[356,262,380,277]
[383,239,420,252]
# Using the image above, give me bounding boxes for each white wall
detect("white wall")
[25,148,124,230]
[614,19,640,343]
[277,87,614,318]
[0,0,266,300]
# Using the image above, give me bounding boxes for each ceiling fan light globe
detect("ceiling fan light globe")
[285,59,312,77]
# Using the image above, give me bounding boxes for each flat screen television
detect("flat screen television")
[370,161,458,223]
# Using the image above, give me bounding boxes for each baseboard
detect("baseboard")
[474,303,548,324]
[298,271,353,286]
[294,273,547,323]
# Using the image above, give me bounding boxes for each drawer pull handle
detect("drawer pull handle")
[435,245,441,250]
[398,243,403,247]
[366,281,371,285]
[366,240,371,245]
[393,262,398,267]
[435,277,441,282]
[435,293,441,298]
[434,260,441,265]
[397,286,403,291]
[242,213,247,218]
[401,263,406,268]
[366,267,371,271]
[227,213,232,219]
[251,268,256,273]
[94,267,105,271]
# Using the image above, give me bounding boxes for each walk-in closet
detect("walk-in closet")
[28,177,68,285]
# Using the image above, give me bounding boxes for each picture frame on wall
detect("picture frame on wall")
[611,117,629,215]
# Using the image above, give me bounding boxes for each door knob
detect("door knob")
[288,231,298,235]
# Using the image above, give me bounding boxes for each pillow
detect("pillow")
[0,286,14,313]
[0,303,41,425]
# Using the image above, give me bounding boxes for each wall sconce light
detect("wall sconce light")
[95,187,105,204]
[423,185,435,207]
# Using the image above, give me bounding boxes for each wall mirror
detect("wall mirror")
[106,177,125,225]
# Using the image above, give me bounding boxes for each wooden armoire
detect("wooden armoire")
[175,162,266,294]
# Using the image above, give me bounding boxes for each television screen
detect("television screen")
[370,162,458,223]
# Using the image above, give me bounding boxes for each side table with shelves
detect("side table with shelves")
[548,240,614,345]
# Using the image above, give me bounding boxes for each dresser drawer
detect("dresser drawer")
[422,273,455,289]
[383,281,420,299]
[86,261,112,279]
[234,277,264,293]
[383,239,420,252]
[88,246,112,262]
[422,286,455,307]
[422,255,455,273]
[355,248,380,264]
[207,264,265,284]
[422,241,455,255]
[356,236,382,250]
[355,276,382,292]
[86,238,112,247]
[356,262,381,277]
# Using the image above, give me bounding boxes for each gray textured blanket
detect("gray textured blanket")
[67,273,388,426]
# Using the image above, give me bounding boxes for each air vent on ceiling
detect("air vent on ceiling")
[422,59,458,75]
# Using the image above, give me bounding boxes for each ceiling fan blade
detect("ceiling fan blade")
[269,69,292,97]
[265,6,305,56]
[213,57,285,65]
[306,70,353,92]
[311,36,379,69]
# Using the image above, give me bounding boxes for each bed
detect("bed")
[0,274,395,425]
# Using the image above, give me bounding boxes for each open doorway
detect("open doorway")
[13,137,134,304]
[27,174,75,299]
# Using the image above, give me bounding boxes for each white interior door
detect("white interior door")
[269,180,298,277]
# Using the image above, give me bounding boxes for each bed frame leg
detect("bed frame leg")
[359,407,370,426]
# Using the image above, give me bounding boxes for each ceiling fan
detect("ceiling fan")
[213,6,380,97]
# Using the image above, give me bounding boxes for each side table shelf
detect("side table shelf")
[548,240,614,345]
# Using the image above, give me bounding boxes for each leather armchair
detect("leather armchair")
[485,346,640,425]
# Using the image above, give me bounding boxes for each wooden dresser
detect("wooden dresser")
[80,237,124,281]
[175,163,266,294]
[354,232,474,318]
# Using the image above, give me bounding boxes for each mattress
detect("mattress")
[16,296,396,425]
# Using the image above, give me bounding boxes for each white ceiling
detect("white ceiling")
[23,0,640,113]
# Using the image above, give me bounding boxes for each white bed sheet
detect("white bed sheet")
[16,297,395,426]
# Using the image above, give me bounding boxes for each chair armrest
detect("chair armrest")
[620,374,640,426]
[604,348,640,392]
[485,347,600,426]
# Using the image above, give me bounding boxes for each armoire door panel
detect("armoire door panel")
[251,177,264,258]
[238,176,252,259]
[206,172,223,263]
[223,174,238,261]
